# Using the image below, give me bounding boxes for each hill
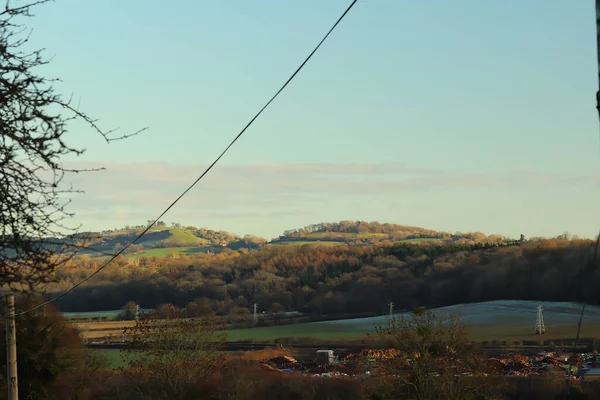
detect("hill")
[56,223,267,259]
[49,220,513,259]
[269,221,509,247]
[45,236,594,317]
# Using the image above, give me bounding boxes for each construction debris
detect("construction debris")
[254,349,600,379]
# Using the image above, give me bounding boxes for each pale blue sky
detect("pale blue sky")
[23,1,600,239]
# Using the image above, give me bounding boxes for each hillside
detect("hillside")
[270,221,509,247]
[53,220,513,259]
[45,236,595,316]
[60,224,267,259]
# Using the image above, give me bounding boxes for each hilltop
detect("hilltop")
[271,221,509,247]
[54,220,517,259]
[56,220,514,259]
[61,223,267,259]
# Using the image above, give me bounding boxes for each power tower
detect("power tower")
[534,305,546,335]
[388,302,394,318]
[253,303,258,325]
[135,304,141,321]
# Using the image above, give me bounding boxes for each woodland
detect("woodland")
[48,232,597,316]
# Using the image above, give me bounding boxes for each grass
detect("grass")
[130,246,213,259]
[91,348,127,368]
[224,319,600,343]
[270,240,343,247]
[303,232,386,239]
[467,320,600,342]
[78,300,600,370]
[225,300,600,343]
[226,324,364,341]
[83,300,600,369]
[398,238,438,243]
[168,228,210,246]
[75,300,600,342]
[74,320,136,339]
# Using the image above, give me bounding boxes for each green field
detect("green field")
[224,300,600,342]
[90,349,126,368]
[303,232,387,239]
[130,246,213,258]
[166,228,210,245]
[269,240,343,247]
[90,300,600,368]
[226,324,363,341]
[398,238,438,243]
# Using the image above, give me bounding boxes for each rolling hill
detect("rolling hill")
[269,221,510,247]
[56,225,264,258]
[49,220,514,259]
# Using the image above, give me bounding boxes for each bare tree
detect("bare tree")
[121,306,225,396]
[372,309,500,400]
[0,1,146,292]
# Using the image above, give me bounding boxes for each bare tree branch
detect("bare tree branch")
[0,0,146,292]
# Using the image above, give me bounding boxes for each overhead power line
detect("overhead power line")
[11,0,359,318]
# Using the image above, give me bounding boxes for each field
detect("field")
[75,321,136,338]
[84,300,600,369]
[130,246,212,258]
[268,240,343,247]
[227,300,600,342]
[90,348,126,368]
[75,300,600,343]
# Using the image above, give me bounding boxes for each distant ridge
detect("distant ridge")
[40,220,514,259]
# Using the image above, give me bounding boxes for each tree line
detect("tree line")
[43,237,599,316]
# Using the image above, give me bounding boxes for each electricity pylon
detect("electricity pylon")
[534,305,546,335]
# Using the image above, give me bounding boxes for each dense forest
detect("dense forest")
[47,235,599,315]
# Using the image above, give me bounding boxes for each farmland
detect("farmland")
[76,300,600,343]
[130,246,212,258]
[268,240,343,247]
[225,300,600,342]
[56,221,463,261]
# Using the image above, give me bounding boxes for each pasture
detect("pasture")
[268,240,343,247]
[227,300,600,342]
[75,300,600,343]
[130,246,212,258]
[84,300,600,368]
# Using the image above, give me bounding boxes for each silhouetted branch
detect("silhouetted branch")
[0,0,145,292]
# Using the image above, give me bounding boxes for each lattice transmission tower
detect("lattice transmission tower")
[534,305,546,335]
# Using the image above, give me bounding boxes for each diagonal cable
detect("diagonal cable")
[10,0,359,317]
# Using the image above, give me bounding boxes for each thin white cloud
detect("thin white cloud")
[59,161,595,227]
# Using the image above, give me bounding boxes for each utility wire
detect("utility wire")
[11,0,359,318]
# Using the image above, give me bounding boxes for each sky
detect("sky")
[19,0,600,239]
